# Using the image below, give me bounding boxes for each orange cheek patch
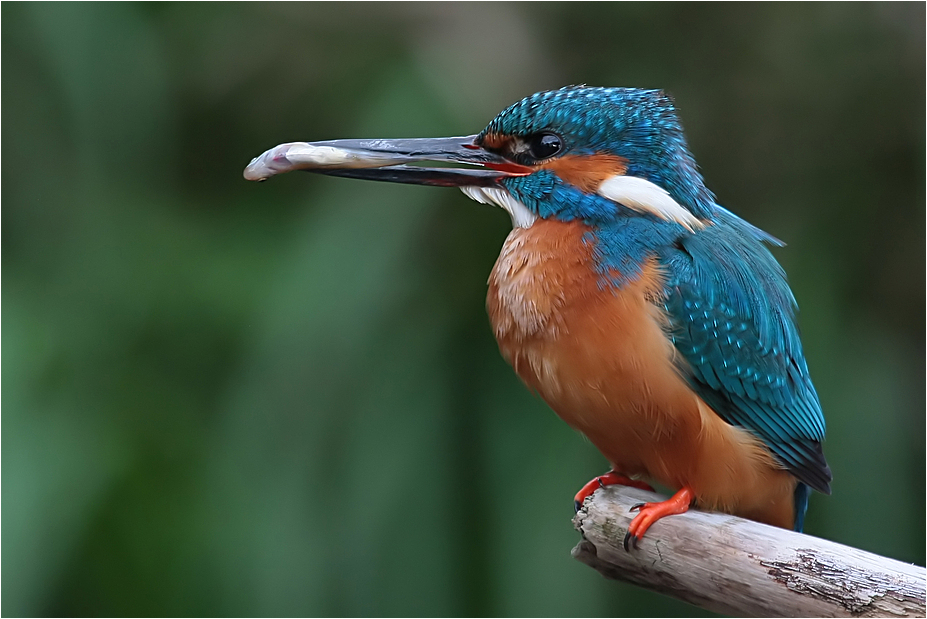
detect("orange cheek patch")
[480,132,508,150]
[541,153,628,193]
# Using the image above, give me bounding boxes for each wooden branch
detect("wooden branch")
[572,486,925,617]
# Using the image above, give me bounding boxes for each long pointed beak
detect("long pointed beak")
[243,134,531,187]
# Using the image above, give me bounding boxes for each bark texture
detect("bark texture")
[573,486,925,617]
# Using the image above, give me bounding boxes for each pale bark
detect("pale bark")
[572,486,925,617]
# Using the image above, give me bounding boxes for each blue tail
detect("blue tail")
[793,482,810,532]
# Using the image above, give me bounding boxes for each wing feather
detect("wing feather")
[660,208,832,494]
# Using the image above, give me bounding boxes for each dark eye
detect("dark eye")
[526,132,562,160]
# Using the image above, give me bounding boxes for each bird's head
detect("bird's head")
[245,86,716,231]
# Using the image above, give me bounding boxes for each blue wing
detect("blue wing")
[660,207,832,495]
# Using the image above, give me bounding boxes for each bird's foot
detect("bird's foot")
[573,471,655,512]
[623,487,694,551]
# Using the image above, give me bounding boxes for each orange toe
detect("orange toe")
[574,471,655,511]
[624,487,694,550]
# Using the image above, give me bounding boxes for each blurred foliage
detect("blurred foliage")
[2,3,924,617]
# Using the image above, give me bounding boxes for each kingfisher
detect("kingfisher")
[244,86,831,549]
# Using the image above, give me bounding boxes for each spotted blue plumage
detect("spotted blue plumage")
[660,208,831,496]
[481,86,717,219]
[481,86,831,529]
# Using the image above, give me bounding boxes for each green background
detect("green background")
[3,3,924,616]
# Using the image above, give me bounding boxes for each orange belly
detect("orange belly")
[487,218,797,528]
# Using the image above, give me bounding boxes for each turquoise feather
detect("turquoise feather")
[661,207,831,503]
[491,86,832,529]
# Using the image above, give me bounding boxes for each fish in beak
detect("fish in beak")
[243,135,532,187]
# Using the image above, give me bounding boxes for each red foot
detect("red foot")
[624,487,695,550]
[574,471,655,511]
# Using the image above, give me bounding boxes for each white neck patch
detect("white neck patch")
[460,186,537,228]
[597,175,704,232]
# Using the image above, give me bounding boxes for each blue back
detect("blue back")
[659,207,831,499]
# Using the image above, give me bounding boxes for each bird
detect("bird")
[243,85,831,549]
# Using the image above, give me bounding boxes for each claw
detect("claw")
[630,502,645,512]
[623,531,637,551]
[623,487,694,551]
[574,471,655,511]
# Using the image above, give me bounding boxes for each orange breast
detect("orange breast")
[486,218,798,528]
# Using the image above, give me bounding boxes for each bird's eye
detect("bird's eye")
[526,132,562,161]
